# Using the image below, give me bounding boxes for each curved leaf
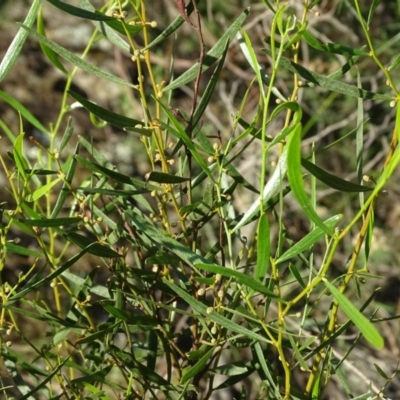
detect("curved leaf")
[0,0,40,82]
[301,158,373,192]
[68,90,148,135]
[323,279,384,349]
[19,25,137,89]
[46,0,115,20]
[276,214,343,264]
[163,8,249,92]
[287,124,332,235]
[263,49,392,101]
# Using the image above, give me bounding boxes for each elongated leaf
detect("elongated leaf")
[231,144,289,233]
[74,155,159,189]
[19,25,137,88]
[164,280,271,344]
[67,232,122,258]
[163,8,249,92]
[195,263,284,301]
[0,0,40,82]
[237,31,286,101]
[19,217,82,227]
[6,243,42,257]
[323,279,384,349]
[263,50,392,101]
[0,90,49,134]
[301,159,373,192]
[19,357,69,400]
[276,214,342,263]
[287,124,332,235]
[255,214,270,281]
[80,187,150,196]
[68,90,148,135]
[51,145,78,218]
[192,41,229,128]
[100,305,158,327]
[46,0,115,20]
[143,2,195,50]
[5,247,91,303]
[146,171,189,184]
[13,133,29,180]
[25,176,62,202]
[181,347,214,384]
[37,7,68,74]
[59,117,74,152]
[367,0,382,26]
[302,30,368,56]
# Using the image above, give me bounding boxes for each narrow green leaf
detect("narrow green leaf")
[323,279,384,349]
[163,8,249,92]
[367,0,382,26]
[237,30,286,101]
[37,7,67,74]
[396,100,400,144]
[388,53,400,72]
[0,90,49,134]
[164,280,271,344]
[68,90,148,135]
[46,0,115,20]
[232,148,288,233]
[19,217,82,227]
[263,50,392,101]
[181,347,214,384]
[101,304,158,327]
[19,357,69,400]
[0,0,40,82]
[67,232,122,258]
[301,159,372,192]
[6,248,91,303]
[302,30,368,56]
[6,243,42,257]
[13,133,29,180]
[51,145,78,218]
[287,124,332,235]
[25,169,58,175]
[143,2,195,50]
[288,334,309,371]
[255,214,270,281]
[74,155,159,189]
[373,363,389,379]
[146,171,189,184]
[327,56,359,80]
[195,263,285,301]
[19,25,137,89]
[75,323,119,345]
[192,41,229,128]
[59,117,74,152]
[25,176,62,202]
[289,264,306,288]
[225,163,259,194]
[80,187,150,196]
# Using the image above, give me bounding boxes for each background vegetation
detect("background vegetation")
[1,0,400,399]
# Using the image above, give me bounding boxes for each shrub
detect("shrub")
[0,1,399,399]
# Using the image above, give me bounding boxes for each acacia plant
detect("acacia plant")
[0,0,399,399]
